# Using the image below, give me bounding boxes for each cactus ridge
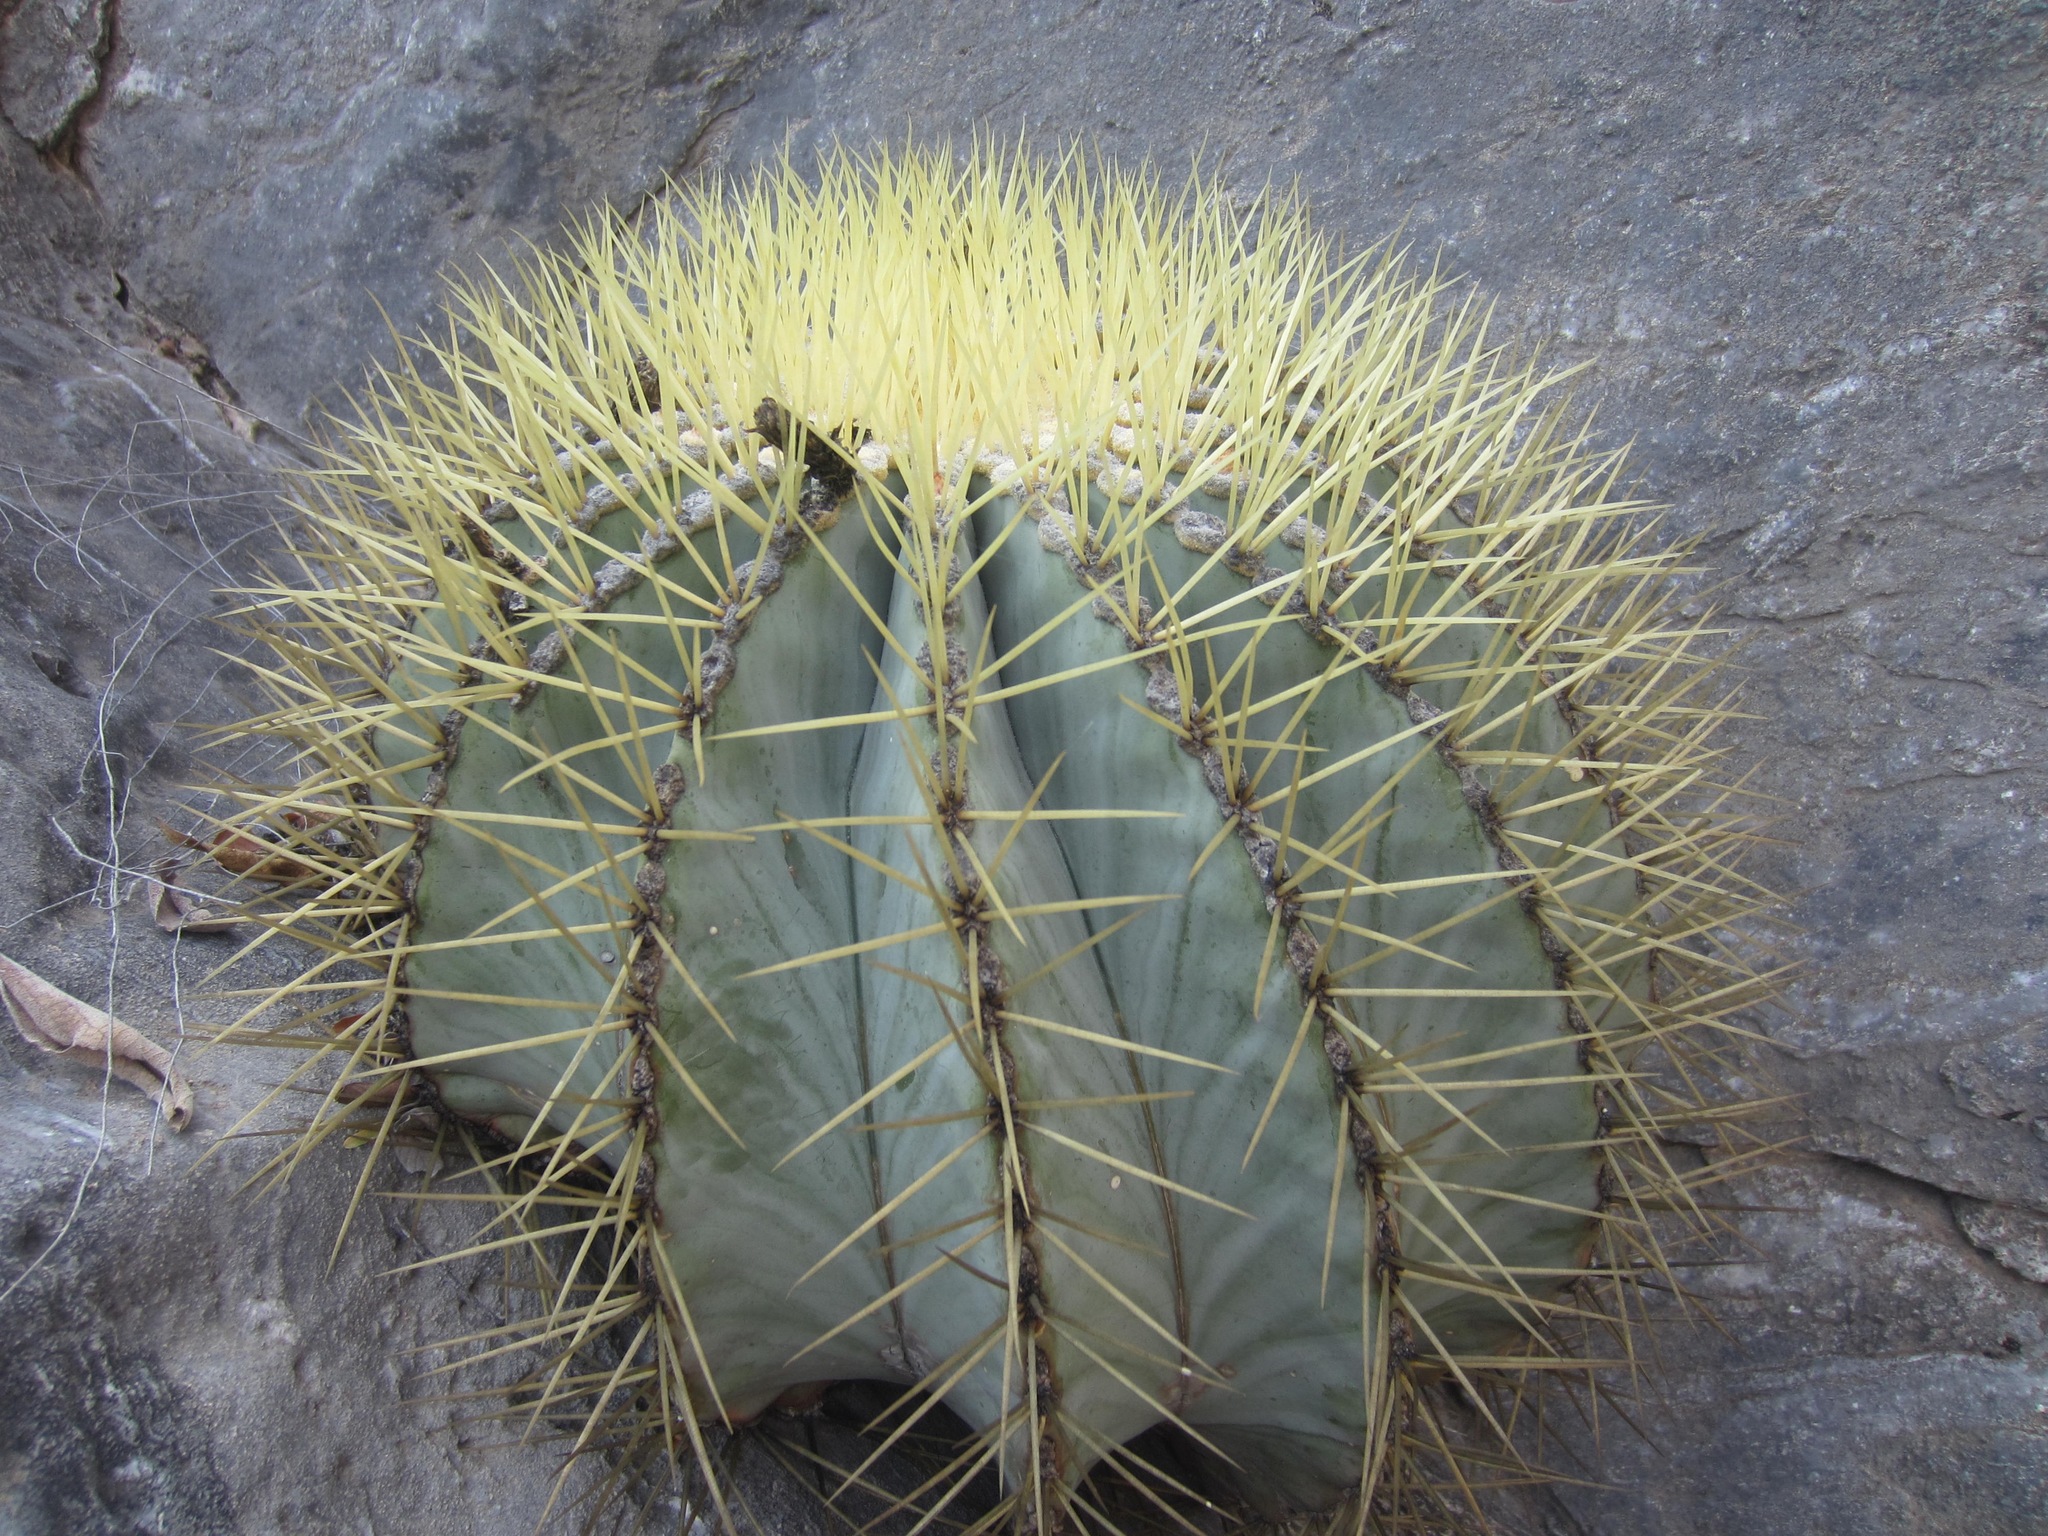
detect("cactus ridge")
[201,145,1778,1534]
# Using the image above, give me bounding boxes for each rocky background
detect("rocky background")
[1,1,2043,1532]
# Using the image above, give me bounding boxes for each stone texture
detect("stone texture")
[1956,1196,2048,1285]
[1,1,2044,1533]
[80,0,823,432]
[1505,1154,2048,1535]
[0,0,112,150]
[0,76,107,313]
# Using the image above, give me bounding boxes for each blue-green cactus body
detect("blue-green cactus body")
[222,148,1762,1532]
[385,462,1620,1511]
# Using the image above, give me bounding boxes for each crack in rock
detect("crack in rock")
[0,0,113,152]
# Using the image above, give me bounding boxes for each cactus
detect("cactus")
[210,146,1773,1532]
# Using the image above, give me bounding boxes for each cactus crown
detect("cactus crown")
[208,145,1774,1534]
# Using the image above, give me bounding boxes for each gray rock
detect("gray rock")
[2,0,2046,1532]
[1948,1027,2048,1136]
[79,0,821,433]
[1769,1009,2048,1212]
[1506,1154,2048,1536]
[1538,1351,2048,1536]
[1956,1197,2048,1285]
[0,0,111,150]
[0,111,102,320]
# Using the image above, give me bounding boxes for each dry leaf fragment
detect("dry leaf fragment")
[148,858,244,935]
[333,1075,403,1108]
[157,817,322,883]
[0,954,193,1130]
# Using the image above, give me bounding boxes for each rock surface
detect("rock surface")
[1957,1196,2048,1286]
[1,1,2043,1532]
[0,0,111,151]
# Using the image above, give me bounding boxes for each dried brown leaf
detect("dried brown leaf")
[147,858,244,935]
[0,954,193,1129]
[156,818,321,883]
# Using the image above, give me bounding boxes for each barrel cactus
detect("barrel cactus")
[209,146,1772,1532]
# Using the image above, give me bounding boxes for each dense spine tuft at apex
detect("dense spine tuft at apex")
[202,144,1779,1534]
